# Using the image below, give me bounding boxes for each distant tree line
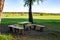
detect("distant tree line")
[3,12,60,16]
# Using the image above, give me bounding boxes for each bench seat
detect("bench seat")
[8,25,24,35]
[31,24,45,32]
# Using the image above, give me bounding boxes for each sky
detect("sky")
[3,0,60,13]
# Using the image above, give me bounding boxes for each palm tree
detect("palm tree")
[0,0,5,23]
[24,0,43,23]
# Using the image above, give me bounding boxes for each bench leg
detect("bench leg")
[29,26,31,30]
[9,27,13,32]
[9,28,17,33]
[29,26,36,30]
[13,28,17,33]
[20,30,22,35]
[40,27,44,32]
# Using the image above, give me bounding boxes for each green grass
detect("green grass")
[1,18,60,30]
[0,34,13,40]
[33,19,60,30]
[1,18,28,25]
[1,18,60,40]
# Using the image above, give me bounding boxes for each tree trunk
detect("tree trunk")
[0,0,5,23]
[28,0,33,23]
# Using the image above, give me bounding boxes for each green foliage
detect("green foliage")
[24,0,43,6]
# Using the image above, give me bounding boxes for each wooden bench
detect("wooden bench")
[8,25,24,35]
[36,25,45,32]
[31,24,45,32]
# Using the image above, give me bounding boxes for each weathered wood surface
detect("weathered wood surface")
[8,25,24,29]
[31,24,45,32]
[8,25,24,35]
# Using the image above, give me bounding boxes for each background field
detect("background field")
[2,12,60,19]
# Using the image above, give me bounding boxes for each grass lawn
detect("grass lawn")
[0,34,13,40]
[1,18,60,30]
[1,18,28,25]
[0,18,60,40]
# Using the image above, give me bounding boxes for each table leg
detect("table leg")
[33,25,36,30]
[23,24,25,30]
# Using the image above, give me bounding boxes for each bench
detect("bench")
[8,25,24,35]
[36,25,45,32]
[31,24,45,32]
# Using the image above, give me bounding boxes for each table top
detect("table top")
[18,21,31,24]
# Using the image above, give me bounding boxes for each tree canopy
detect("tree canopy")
[24,0,43,6]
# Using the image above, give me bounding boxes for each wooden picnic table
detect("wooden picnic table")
[18,22,45,31]
[18,21,32,30]
[8,21,31,34]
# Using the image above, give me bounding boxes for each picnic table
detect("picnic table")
[18,21,32,30]
[8,21,45,35]
[17,21,45,31]
[8,21,32,34]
